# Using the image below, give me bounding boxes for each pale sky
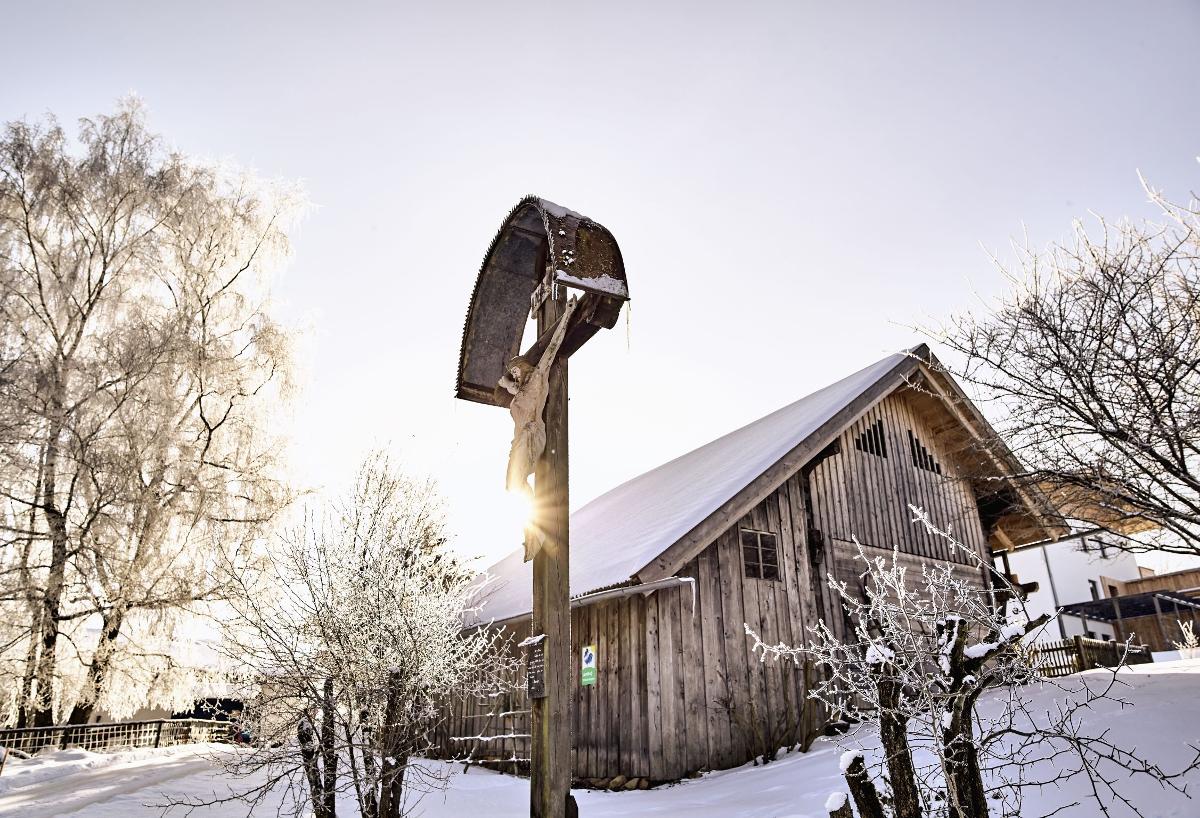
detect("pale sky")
[3,1,1199,571]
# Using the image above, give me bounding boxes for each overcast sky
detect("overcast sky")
[3,1,1198,571]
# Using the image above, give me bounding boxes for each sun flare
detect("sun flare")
[501,487,535,534]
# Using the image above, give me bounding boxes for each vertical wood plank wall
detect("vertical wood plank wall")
[806,388,992,642]
[436,386,995,782]
[633,474,823,781]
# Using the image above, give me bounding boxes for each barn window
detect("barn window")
[740,529,780,581]
[907,429,942,474]
[854,419,887,458]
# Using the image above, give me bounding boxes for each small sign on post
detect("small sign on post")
[581,644,597,686]
[521,633,548,699]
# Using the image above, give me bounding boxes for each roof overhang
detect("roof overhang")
[1060,590,1200,622]
[1033,481,1162,538]
[908,349,1069,550]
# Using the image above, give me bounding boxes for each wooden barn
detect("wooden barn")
[436,345,1057,784]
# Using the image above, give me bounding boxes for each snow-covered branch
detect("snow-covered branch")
[749,506,1199,818]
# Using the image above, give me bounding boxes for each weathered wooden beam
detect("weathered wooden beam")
[529,286,573,818]
[492,290,623,409]
[1152,593,1169,650]
[1112,595,1125,643]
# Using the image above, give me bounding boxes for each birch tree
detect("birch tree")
[0,100,301,726]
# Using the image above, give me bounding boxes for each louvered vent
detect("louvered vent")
[907,429,942,474]
[854,419,887,458]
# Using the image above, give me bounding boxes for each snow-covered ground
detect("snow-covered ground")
[3,659,1199,818]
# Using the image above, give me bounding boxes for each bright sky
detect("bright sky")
[3,1,1199,571]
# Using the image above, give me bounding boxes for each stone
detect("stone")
[608,775,627,790]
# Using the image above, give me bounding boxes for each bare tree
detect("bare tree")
[0,100,301,726]
[186,453,515,818]
[922,174,1200,556]
[748,507,1200,818]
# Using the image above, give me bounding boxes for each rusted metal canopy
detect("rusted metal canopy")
[455,196,630,407]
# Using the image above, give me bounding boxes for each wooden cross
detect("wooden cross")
[456,197,629,818]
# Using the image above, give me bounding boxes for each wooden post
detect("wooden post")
[1072,635,1085,673]
[1111,597,1125,644]
[530,283,573,818]
[1152,594,1169,651]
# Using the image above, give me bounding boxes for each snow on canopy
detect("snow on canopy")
[471,349,917,625]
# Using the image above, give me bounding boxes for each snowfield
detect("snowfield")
[3,659,1199,818]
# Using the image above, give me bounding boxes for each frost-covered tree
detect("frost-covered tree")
[193,453,514,818]
[0,100,301,726]
[748,507,1200,818]
[923,174,1200,557]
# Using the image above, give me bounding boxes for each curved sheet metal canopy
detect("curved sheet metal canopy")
[455,196,630,406]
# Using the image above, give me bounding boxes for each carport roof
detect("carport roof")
[1060,590,1200,622]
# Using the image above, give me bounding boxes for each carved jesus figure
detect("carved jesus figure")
[502,296,578,559]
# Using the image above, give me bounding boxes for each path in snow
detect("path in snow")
[0,743,240,818]
[2,660,1198,817]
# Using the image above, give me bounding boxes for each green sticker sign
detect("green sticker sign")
[581,644,597,686]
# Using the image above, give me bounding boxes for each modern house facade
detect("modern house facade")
[1006,531,1143,643]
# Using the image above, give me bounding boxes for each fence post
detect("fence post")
[154,719,165,749]
[59,725,72,750]
[1072,635,1086,672]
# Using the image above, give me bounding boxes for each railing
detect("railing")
[1033,636,1154,678]
[0,718,232,757]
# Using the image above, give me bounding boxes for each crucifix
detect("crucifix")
[455,196,629,818]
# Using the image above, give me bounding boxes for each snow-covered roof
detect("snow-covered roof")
[473,349,916,625]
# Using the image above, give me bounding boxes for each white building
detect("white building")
[1006,530,1146,643]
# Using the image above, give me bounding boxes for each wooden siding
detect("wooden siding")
[810,389,990,559]
[1107,567,1200,597]
[436,597,652,782]
[642,478,823,780]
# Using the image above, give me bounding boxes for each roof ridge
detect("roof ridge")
[570,345,924,517]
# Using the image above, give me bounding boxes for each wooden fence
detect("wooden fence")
[0,718,231,757]
[1032,636,1154,678]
